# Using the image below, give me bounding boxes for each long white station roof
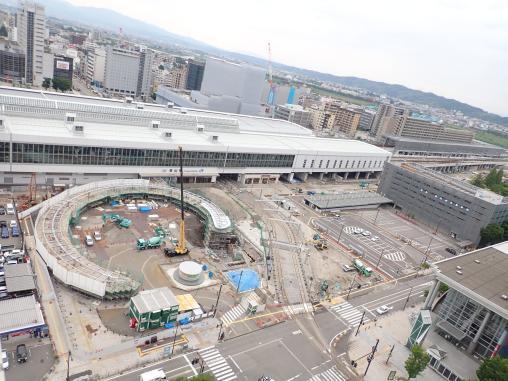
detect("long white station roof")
[0,87,390,157]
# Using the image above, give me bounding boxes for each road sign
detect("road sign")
[163,346,172,357]
[387,370,397,380]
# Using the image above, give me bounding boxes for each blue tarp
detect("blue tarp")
[226,269,260,293]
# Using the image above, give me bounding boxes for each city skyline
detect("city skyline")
[64,0,508,117]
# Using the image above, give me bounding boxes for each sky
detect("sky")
[66,0,508,116]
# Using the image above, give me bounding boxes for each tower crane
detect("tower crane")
[266,42,277,110]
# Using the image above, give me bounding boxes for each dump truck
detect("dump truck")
[136,236,163,250]
[353,259,372,277]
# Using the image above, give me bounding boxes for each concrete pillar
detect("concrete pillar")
[344,172,349,180]
[287,172,294,182]
[355,172,360,180]
[467,310,492,354]
[295,172,309,182]
[319,172,325,180]
[423,279,440,310]
[211,175,217,183]
[331,173,337,180]
[366,172,371,179]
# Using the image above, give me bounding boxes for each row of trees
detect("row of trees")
[471,168,508,196]
[42,77,72,92]
[405,344,508,380]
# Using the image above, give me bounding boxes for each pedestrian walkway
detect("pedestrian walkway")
[221,305,246,327]
[309,366,347,381]
[283,302,313,316]
[383,251,406,261]
[198,346,237,381]
[329,302,369,327]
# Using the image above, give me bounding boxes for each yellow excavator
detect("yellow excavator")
[164,146,190,257]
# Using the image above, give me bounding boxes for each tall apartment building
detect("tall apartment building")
[85,47,106,87]
[0,41,25,83]
[370,104,409,139]
[310,107,335,131]
[185,59,204,91]
[379,162,507,244]
[166,65,187,89]
[104,46,154,100]
[16,1,45,86]
[274,104,311,128]
[400,117,475,143]
[358,108,376,131]
[335,107,361,138]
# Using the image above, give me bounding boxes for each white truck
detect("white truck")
[140,368,167,381]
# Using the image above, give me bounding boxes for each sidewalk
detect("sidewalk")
[347,306,443,381]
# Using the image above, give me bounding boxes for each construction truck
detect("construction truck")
[136,236,163,250]
[315,240,328,250]
[102,213,132,228]
[165,146,189,257]
[352,259,372,277]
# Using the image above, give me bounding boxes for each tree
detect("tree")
[438,282,449,295]
[477,356,508,381]
[471,173,485,188]
[52,77,72,92]
[405,344,430,379]
[42,78,51,90]
[484,168,501,188]
[480,224,505,247]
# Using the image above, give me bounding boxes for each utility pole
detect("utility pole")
[373,208,380,225]
[337,224,345,242]
[217,321,224,341]
[236,270,244,294]
[355,311,366,336]
[170,322,179,358]
[386,344,395,364]
[375,249,384,270]
[66,350,71,381]
[213,283,223,317]
[364,339,379,377]
[346,273,357,300]
[403,286,413,310]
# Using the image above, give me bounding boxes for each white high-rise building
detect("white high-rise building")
[16,1,45,86]
[103,46,154,100]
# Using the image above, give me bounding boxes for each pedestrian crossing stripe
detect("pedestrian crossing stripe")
[309,366,346,381]
[383,251,406,262]
[198,347,237,381]
[329,301,369,327]
[221,304,246,326]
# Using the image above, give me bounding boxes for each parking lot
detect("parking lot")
[2,342,54,381]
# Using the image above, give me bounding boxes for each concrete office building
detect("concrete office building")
[274,104,311,128]
[166,65,187,89]
[185,59,204,91]
[358,108,376,131]
[85,47,106,87]
[0,41,25,83]
[370,103,408,139]
[420,242,508,365]
[16,1,45,86]
[198,57,266,115]
[378,162,507,245]
[401,117,474,144]
[103,46,154,100]
[385,136,505,158]
[0,87,390,187]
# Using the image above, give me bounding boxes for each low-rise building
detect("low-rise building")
[274,104,311,128]
[129,287,179,331]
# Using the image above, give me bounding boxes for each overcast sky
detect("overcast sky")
[67,0,508,116]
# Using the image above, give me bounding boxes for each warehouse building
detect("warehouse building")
[0,295,45,338]
[129,287,180,331]
[378,162,507,245]
[385,135,506,158]
[0,87,390,187]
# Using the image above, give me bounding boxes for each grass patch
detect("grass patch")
[475,131,508,149]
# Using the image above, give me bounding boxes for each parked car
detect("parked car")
[0,292,8,300]
[376,305,393,315]
[446,247,457,255]
[362,230,371,237]
[371,236,380,242]
[93,231,102,241]
[85,235,94,246]
[5,204,15,215]
[1,350,8,370]
[1,226,9,239]
[11,226,20,237]
[16,344,28,363]
[0,221,6,228]
[0,206,5,215]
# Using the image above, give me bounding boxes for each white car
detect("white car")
[85,235,94,246]
[9,220,17,228]
[353,227,364,234]
[376,305,393,315]
[371,236,379,242]
[93,231,102,241]
[1,350,8,370]
[362,230,371,237]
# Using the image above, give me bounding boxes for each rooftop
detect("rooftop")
[4,263,36,293]
[434,241,508,318]
[305,191,392,210]
[0,295,45,335]
[131,287,179,314]
[386,135,505,150]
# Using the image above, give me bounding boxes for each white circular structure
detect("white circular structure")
[178,261,204,285]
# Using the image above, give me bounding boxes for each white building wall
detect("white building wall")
[104,46,140,95]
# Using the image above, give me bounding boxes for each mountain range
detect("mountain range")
[4,0,508,127]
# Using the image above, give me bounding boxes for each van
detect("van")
[5,204,15,215]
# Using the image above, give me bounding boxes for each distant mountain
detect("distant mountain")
[4,0,507,126]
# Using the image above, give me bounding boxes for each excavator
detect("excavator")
[164,146,190,257]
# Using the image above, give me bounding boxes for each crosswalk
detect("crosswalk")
[309,366,347,381]
[343,226,356,234]
[283,302,313,316]
[198,346,237,381]
[384,251,406,261]
[221,304,246,327]
[329,301,369,327]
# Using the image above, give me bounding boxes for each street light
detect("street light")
[346,273,357,300]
